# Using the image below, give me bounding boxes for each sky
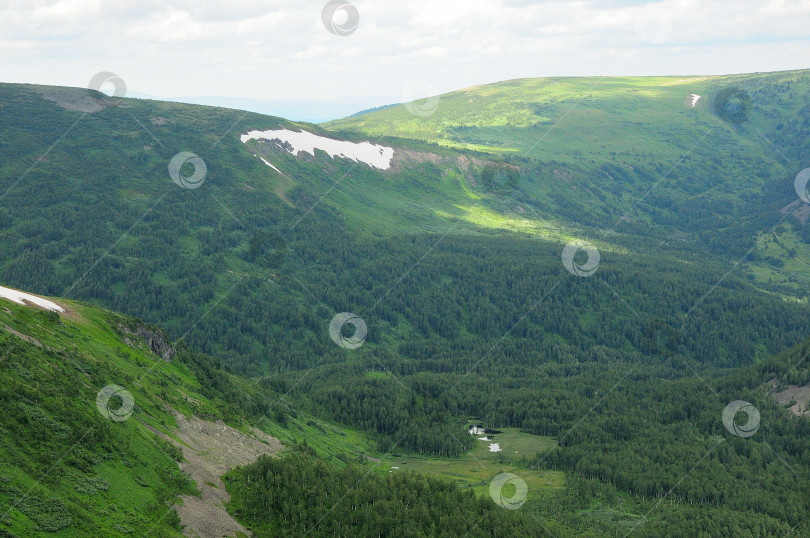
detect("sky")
[1,0,809,121]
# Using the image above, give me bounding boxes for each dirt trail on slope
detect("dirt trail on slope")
[146,411,283,537]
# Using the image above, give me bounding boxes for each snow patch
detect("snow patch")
[689,94,701,107]
[488,443,501,453]
[0,285,64,312]
[259,156,285,176]
[241,128,394,170]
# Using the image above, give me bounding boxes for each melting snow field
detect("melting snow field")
[241,128,394,170]
[0,285,64,312]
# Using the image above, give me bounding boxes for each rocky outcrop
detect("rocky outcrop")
[118,322,176,362]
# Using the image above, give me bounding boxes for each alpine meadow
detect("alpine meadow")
[1,2,810,537]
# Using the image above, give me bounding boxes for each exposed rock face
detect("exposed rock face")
[118,322,176,362]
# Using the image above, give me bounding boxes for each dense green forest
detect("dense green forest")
[225,450,544,537]
[2,71,810,535]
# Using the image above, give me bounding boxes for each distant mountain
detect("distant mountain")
[127,91,389,123]
[326,69,810,289]
[2,72,810,534]
[326,71,808,163]
[346,102,398,117]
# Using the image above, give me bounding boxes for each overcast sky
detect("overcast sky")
[1,0,808,119]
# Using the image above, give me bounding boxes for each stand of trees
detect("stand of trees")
[225,449,545,537]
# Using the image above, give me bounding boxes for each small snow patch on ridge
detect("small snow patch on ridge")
[0,285,64,312]
[241,128,394,170]
[689,94,701,107]
[259,156,285,176]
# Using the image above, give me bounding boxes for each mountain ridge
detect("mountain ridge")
[2,69,810,534]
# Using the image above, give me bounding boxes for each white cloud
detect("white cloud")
[0,0,807,115]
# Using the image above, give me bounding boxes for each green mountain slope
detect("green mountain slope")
[0,290,549,536]
[1,77,810,449]
[2,72,810,535]
[325,72,805,161]
[327,70,810,273]
[0,294,222,535]
[2,287,808,536]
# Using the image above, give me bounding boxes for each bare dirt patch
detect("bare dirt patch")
[781,200,810,225]
[390,148,444,170]
[37,88,109,113]
[57,304,88,325]
[147,412,283,537]
[273,185,294,207]
[772,384,810,416]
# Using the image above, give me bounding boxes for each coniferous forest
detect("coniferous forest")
[1,51,810,536]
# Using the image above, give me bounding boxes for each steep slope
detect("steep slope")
[0,286,547,536]
[327,69,810,281]
[1,283,808,536]
[1,79,810,442]
[0,286,284,536]
[2,74,810,535]
[326,72,808,163]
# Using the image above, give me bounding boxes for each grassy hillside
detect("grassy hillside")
[326,71,808,164]
[327,70,810,276]
[2,73,810,535]
[0,291,560,535]
[0,291,382,535]
[0,295,211,535]
[2,288,808,536]
[1,77,810,447]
